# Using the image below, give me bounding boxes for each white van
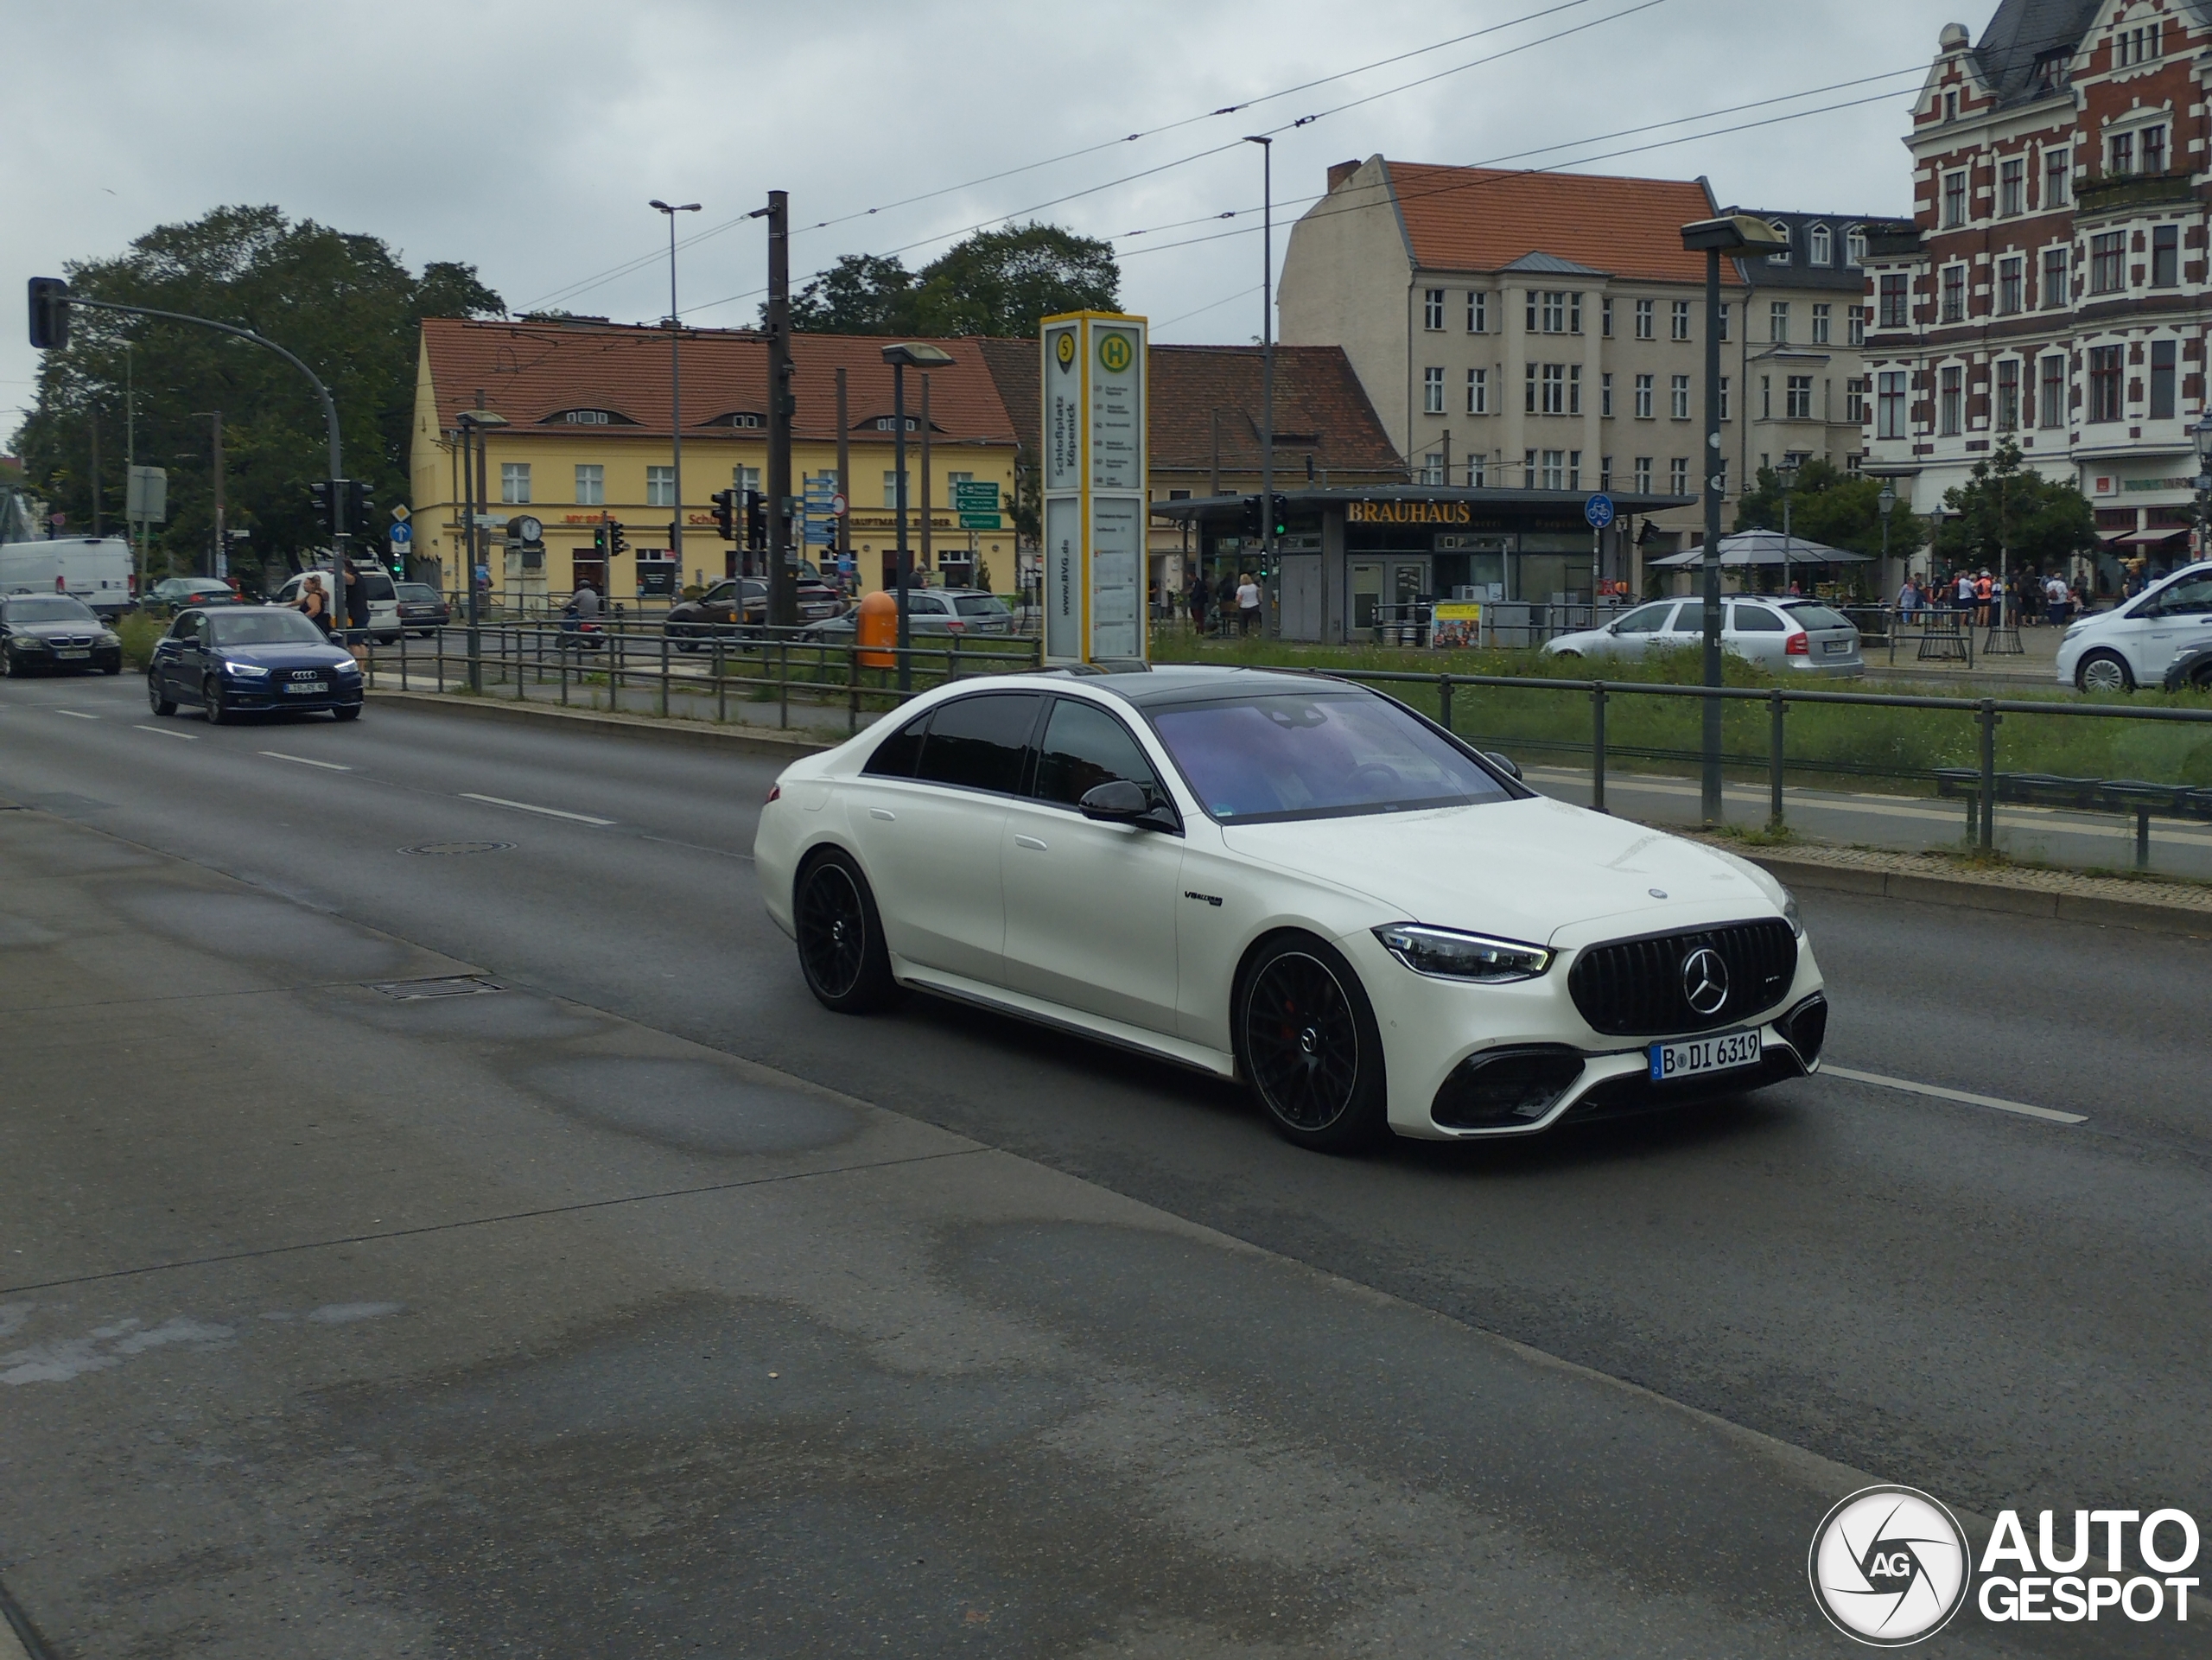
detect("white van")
[0,537,136,620]
[271,565,402,643]
[2056,562,2212,690]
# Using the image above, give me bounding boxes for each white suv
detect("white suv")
[271,567,402,644]
[2056,562,2212,691]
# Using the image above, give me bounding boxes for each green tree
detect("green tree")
[12,206,501,586]
[1932,440,2095,576]
[1733,457,1925,566]
[784,223,1119,340]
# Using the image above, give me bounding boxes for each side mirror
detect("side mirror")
[1484,751,1522,780]
[1078,779,1149,822]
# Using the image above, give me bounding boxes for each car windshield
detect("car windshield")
[1782,602,1852,631]
[397,583,440,601]
[210,610,330,646]
[954,595,1010,617]
[1147,690,1514,824]
[5,597,98,623]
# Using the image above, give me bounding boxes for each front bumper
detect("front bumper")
[219,677,364,711]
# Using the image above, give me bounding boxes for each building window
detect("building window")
[1466,366,1488,415]
[2143,125,2166,175]
[644,466,673,507]
[1812,302,1832,345]
[733,464,760,495]
[1846,377,1868,425]
[1809,224,1832,265]
[2151,338,2177,420]
[1939,366,1963,436]
[880,470,912,507]
[1770,301,1790,344]
[1787,376,1814,420]
[1525,290,1577,334]
[1599,455,1613,489]
[1879,273,1910,328]
[1468,455,1487,487]
[1421,453,1444,486]
[1539,363,1566,415]
[1541,450,1566,490]
[2044,147,2070,207]
[1670,300,1691,341]
[1424,366,1446,414]
[501,462,532,504]
[1717,303,1730,342]
[1670,375,1691,420]
[2111,130,2135,176]
[1602,297,1614,338]
[1999,158,2024,216]
[1761,375,1772,422]
[1423,288,1445,330]
[1634,457,1653,493]
[1877,372,1909,439]
[2088,345,2122,423]
[1944,89,1959,122]
[1568,364,1583,416]
[1669,457,1690,495]
[562,409,612,425]
[2038,354,2067,429]
[1567,450,1582,491]
[1997,257,2023,315]
[1943,170,1967,227]
[574,463,604,506]
[1995,359,2020,430]
[1846,226,1867,266]
[2090,232,2125,294]
[2042,246,2069,308]
[1523,449,1538,490]
[1600,372,1614,417]
[1635,298,1655,340]
[1634,373,1655,419]
[1719,377,1731,422]
[1467,290,1488,334]
[1849,306,1866,347]
[1941,264,1966,323]
[2152,224,2179,287]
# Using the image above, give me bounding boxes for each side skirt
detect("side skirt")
[892,958,1238,1081]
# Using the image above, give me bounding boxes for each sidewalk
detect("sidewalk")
[0,807,1883,1656]
[1859,610,2069,691]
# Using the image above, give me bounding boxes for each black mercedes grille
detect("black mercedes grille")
[1567,919,1798,1037]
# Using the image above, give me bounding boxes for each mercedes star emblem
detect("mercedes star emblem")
[1681,947,1730,1016]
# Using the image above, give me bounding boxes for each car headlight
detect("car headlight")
[14,635,49,650]
[1373,924,1553,983]
[1783,893,1803,938]
[333,661,362,677]
[99,630,120,646]
[222,661,270,677]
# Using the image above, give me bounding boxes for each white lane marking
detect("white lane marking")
[52,709,98,720]
[459,792,614,826]
[259,751,353,772]
[134,725,196,740]
[1822,1064,2087,1125]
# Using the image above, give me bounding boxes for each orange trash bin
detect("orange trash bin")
[855,588,898,670]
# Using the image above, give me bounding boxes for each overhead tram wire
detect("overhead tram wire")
[518,0,1639,315]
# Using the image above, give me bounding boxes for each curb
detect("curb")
[367,689,841,760]
[1731,848,2212,940]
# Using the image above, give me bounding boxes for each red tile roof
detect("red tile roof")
[1380,162,1737,287]
[419,319,1017,446]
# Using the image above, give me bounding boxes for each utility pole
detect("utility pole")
[919,373,933,582]
[1245,136,1276,604]
[202,412,225,579]
[125,343,139,582]
[89,413,101,537]
[753,190,795,627]
[651,200,702,579]
[836,366,851,588]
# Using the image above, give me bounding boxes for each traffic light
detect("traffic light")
[346,478,373,530]
[607,520,628,558]
[27,277,69,350]
[592,523,609,557]
[1240,495,1263,537]
[743,489,766,550]
[1270,493,1290,538]
[308,480,332,525]
[710,488,736,542]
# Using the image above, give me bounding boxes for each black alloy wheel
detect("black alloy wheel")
[2,645,22,678]
[148,671,176,716]
[203,676,229,725]
[1238,935,1387,1153]
[794,849,894,1013]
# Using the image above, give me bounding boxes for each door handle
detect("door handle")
[1014,834,1048,850]
[869,807,896,821]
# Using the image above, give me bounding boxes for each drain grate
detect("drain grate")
[370,976,505,1001]
[398,841,515,856]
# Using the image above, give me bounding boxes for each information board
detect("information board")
[1039,311,1148,665]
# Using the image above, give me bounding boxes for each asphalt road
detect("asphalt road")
[4,671,2210,1651]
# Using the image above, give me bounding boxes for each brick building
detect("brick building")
[1863,1,2211,581]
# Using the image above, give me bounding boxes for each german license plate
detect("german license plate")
[1649,1028,1762,1082]
[1822,638,1849,654]
[283,681,326,696]
[55,648,89,658]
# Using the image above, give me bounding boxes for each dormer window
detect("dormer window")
[1808,224,1832,265]
[873,416,920,432]
[561,409,612,424]
[1845,226,1866,267]
[1767,221,1792,264]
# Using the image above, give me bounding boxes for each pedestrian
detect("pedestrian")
[1897,576,1920,621]
[1216,569,1239,637]
[2045,572,2069,628]
[1955,569,1975,614]
[342,563,371,660]
[296,573,332,638]
[1186,568,1208,633]
[1236,569,1262,636]
[1974,569,1993,627]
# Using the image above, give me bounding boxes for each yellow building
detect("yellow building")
[410,318,1020,601]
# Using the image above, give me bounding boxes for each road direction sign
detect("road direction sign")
[957,512,1001,530]
[951,480,1000,512]
[388,520,413,545]
[1583,493,1615,531]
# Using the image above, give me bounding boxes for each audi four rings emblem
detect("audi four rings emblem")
[1681,947,1730,1015]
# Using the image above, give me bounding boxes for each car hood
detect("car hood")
[217,644,357,670]
[1217,796,1786,946]
[11,620,108,639]
[1543,629,1611,654]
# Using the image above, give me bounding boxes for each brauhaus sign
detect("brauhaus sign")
[1808,1485,2201,1645]
[1346,499,1476,525]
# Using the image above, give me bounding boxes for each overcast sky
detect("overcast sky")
[3,0,1960,449]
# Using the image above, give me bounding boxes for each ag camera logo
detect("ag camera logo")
[1808,1486,1971,1646]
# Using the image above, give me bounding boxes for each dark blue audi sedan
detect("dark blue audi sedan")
[148,606,364,723]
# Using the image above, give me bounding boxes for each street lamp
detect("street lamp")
[2191,414,2212,562]
[1777,457,1802,598]
[1244,135,1275,607]
[650,200,702,576]
[881,340,956,693]
[455,408,509,692]
[1878,480,1898,607]
[1681,213,1789,824]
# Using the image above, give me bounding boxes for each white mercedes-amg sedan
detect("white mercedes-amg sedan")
[754,665,1827,1152]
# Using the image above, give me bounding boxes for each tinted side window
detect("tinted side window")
[2155,576,2212,615]
[914,693,1041,794]
[862,709,931,778]
[1614,602,1674,634]
[1730,605,1784,633]
[167,614,198,639]
[1034,699,1161,807]
[954,595,1009,617]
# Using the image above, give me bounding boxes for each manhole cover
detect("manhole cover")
[370,976,505,1000]
[398,841,515,856]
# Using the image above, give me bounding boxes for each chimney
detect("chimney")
[1326,160,1362,192]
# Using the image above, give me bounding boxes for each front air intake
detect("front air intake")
[1432,1046,1586,1130]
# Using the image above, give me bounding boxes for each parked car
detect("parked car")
[2057,562,2212,691]
[0,594,124,676]
[1545,595,1862,675]
[394,582,450,635]
[0,535,135,619]
[2162,638,2212,691]
[756,666,1826,1153]
[666,576,845,646]
[270,567,402,643]
[146,605,363,722]
[145,576,246,613]
[801,588,1016,640]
